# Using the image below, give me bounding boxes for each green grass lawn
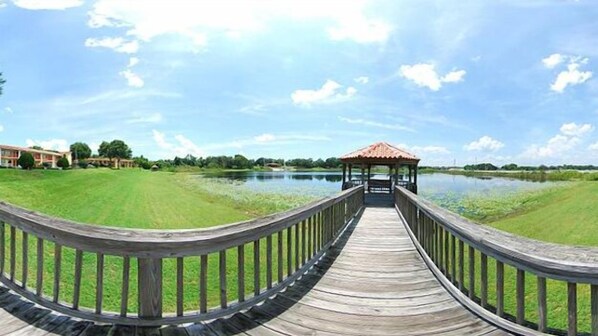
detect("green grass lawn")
[0,168,317,315]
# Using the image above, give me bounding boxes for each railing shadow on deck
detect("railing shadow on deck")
[0,207,365,335]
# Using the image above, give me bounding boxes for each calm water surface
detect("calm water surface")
[203,171,555,201]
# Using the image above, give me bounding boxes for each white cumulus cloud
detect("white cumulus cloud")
[25,139,69,151]
[85,37,140,54]
[153,130,204,157]
[12,0,82,10]
[128,57,139,67]
[399,63,466,91]
[397,143,450,155]
[120,69,144,88]
[542,53,564,69]
[523,122,593,159]
[291,80,356,106]
[588,142,598,151]
[550,61,592,93]
[464,136,504,152]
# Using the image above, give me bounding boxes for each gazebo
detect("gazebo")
[340,142,420,194]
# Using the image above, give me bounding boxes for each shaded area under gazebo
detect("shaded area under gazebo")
[340,142,420,194]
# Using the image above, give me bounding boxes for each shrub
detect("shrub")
[42,162,52,169]
[17,152,35,170]
[77,159,88,169]
[57,156,70,169]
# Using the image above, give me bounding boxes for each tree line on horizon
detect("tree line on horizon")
[427,163,598,171]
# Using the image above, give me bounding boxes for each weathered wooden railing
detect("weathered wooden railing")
[395,186,598,336]
[0,186,364,326]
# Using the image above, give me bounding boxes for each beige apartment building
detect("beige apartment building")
[0,144,72,168]
[85,157,135,168]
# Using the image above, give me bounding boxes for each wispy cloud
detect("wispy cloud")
[338,116,415,132]
[25,138,69,151]
[399,63,466,91]
[126,112,162,124]
[291,80,356,106]
[12,0,82,10]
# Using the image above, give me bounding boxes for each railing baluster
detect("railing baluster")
[53,243,61,303]
[177,257,184,316]
[295,223,299,272]
[238,245,245,303]
[591,284,598,336]
[444,228,449,276]
[219,250,227,309]
[138,258,162,318]
[307,216,312,259]
[458,240,464,292]
[266,235,272,290]
[120,256,130,317]
[496,260,504,317]
[0,222,4,275]
[451,235,456,283]
[516,269,525,324]
[254,239,260,296]
[469,246,475,299]
[480,253,487,308]
[73,249,83,310]
[10,226,15,281]
[200,254,207,314]
[537,276,547,332]
[568,282,577,336]
[301,220,306,265]
[277,231,283,283]
[95,253,104,314]
[36,238,43,296]
[21,232,28,288]
[287,228,292,277]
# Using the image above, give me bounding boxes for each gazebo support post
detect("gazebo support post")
[414,165,418,193]
[360,164,365,187]
[342,164,347,189]
[367,165,371,193]
[348,164,352,184]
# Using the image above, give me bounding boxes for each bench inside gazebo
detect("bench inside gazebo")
[339,142,420,194]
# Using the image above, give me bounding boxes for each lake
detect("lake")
[202,171,556,203]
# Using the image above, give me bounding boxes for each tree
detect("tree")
[0,72,5,96]
[56,155,70,169]
[98,141,110,158]
[17,152,35,170]
[70,142,92,161]
[106,140,132,169]
[29,145,43,150]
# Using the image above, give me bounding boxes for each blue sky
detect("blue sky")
[1,0,598,165]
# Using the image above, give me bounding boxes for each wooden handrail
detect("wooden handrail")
[0,185,365,326]
[394,186,598,335]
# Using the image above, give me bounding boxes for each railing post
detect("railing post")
[138,257,163,319]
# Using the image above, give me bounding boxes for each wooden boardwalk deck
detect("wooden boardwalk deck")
[0,205,508,335]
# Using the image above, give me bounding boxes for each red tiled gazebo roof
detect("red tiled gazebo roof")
[340,142,420,165]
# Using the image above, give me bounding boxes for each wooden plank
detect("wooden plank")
[138,257,162,318]
[200,254,207,314]
[568,282,577,336]
[496,260,504,317]
[95,252,104,314]
[480,253,487,308]
[591,284,598,336]
[21,231,28,288]
[277,231,283,283]
[301,220,306,265]
[53,243,61,303]
[516,269,525,324]
[444,227,449,276]
[468,245,475,299]
[537,276,547,332]
[238,245,245,303]
[307,216,312,260]
[36,238,43,296]
[73,249,83,310]
[121,256,130,317]
[254,239,260,296]
[219,250,227,309]
[10,226,15,280]
[177,256,184,316]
